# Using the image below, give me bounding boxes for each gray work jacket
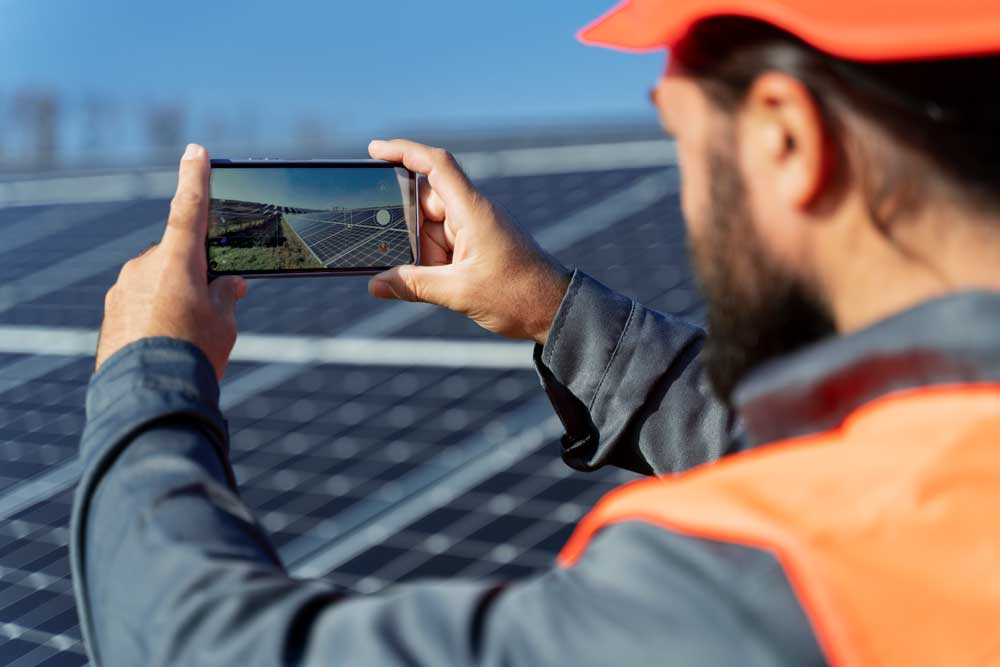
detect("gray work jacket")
[92,269,1000,665]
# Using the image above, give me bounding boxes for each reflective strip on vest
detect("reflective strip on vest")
[560,384,1000,667]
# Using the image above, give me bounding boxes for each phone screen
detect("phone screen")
[207,161,418,276]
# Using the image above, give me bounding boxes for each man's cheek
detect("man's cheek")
[676,142,712,235]
[678,173,706,242]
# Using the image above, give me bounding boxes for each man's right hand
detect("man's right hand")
[367,139,571,345]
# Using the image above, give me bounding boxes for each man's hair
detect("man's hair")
[673,18,1000,221]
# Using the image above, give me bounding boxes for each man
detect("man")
[71,0,1000,664]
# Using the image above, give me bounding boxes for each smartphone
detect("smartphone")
[207,159,419,277]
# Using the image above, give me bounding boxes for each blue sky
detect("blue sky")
[0,1,665,162]
[211,167,406,210]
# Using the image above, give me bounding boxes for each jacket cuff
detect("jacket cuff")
[540,270,636,405]
[534,271,636,471]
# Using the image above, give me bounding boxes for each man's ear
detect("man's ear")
[739,72,833,209]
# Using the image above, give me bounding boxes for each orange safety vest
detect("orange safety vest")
[559,384,1000,666]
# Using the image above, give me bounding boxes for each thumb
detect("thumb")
[368,264,456,307]
[162,144,211,253]
[209,276,248,314]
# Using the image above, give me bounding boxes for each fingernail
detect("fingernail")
[369,139,383,147]
[182,144,203,160]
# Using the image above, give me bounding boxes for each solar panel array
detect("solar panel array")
[286,206,411,268]
[0,141,700,665]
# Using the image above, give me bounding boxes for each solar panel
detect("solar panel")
[0,144,691,666]
[334,450,635,591]
[286,207,411,268]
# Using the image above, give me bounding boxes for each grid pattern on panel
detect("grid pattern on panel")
[0,199,169,330]
[478,168,655,235]
[557,193,702,320]
[0,488,85,667]
[0,201,165,288]
[325,449,637,592]
[0,358,92,494]
[225,366,542,550]
[286,207,410,268]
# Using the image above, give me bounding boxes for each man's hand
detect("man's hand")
[95,144,247,380]
[367,139,571,345]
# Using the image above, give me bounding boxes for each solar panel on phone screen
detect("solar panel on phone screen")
[286,206,411,268]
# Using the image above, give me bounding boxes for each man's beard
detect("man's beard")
[690,150,837,406]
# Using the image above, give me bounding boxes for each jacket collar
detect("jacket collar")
[733,291,1000,446]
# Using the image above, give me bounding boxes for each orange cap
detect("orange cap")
[578,0,1000,62]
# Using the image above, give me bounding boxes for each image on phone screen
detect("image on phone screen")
[207,161,418,276]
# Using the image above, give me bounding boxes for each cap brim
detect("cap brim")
[577,0,688,52]
[578,0,1000,62]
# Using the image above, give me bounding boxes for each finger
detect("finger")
[369,139,474,205]
[209,275,248,313]
[419,220,451,266]
[418,176,446,222]
[162,143,211,251]
[368,263,458,307]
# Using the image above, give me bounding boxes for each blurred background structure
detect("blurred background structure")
[0,0,664,172]
[0,2,701,665]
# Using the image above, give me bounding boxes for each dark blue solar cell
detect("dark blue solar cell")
[0,637,40,661]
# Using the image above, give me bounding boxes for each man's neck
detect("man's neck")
[828,212,1000,334]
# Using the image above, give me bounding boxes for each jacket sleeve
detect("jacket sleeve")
[534,270,744,476]
[70,339,822,667]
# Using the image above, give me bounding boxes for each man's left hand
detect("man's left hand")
[95,143,247,380]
